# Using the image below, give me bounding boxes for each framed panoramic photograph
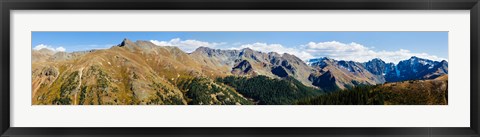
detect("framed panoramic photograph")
[1,0,479,137]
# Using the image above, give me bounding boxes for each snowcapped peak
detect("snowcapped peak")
[308,57,330,64]
[371,58,383,61]
[307,57,334,67]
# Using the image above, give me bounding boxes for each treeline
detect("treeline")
[177,77,253,105]
[297,80,448,105]
[216,75,322,105]
[296,85,385,105]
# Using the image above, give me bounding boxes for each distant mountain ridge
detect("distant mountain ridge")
[307,56,448,90]
[32,38,449,105]
[189,46,315,87]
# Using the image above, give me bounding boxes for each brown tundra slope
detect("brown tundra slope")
[32,39,251,105]
[378,74,448,105]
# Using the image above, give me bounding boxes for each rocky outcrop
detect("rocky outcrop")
[191,47,314,87]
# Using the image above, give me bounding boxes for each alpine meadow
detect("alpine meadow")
[31,32,448,105]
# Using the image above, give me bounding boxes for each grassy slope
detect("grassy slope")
[32,45,253,105]
[297,74,448,105]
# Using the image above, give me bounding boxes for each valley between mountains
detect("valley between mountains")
[32,39,448,105]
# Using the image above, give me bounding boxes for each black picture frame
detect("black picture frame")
[1,0,479,137]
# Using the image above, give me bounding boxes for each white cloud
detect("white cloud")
[33,44,66,52]
[303,41,447,63]
[150,38,225,53]
[55,47,66,52]
[150,39,447,64]
[232,42,243,46]
[236,42,313,60]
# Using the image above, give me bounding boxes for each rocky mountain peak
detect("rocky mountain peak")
[369,58,385,63]
[267,52,282,58]
[117,38,161,52]
[307,57,334,67]
[194,46,213,52]
[192,46,220,55]
[117,38,138,52]
[239,48,255,55]
[119,38,134,47]
[281,53,304,63]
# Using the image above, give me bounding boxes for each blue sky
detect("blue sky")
[32,32,448,63]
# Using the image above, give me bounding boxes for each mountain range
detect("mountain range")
[307,56,448,90]
[31,39,448,105]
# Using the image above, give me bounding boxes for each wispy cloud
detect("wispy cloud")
[150,38,226,53]
[302,41,447,63]
[146,38,446,63]
[33,44,66,52]
[232,42,243,46]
